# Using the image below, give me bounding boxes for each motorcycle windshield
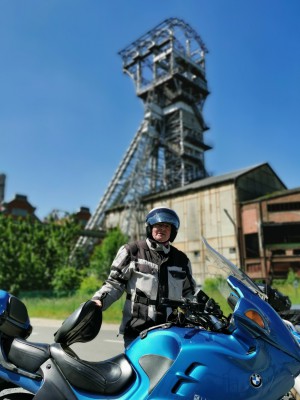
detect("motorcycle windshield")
[202,237,267,300]
[203,237,300,362]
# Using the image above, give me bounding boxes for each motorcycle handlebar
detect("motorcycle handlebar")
[160,296,226,331]
[160,297,203,310]
[160,296,220,315]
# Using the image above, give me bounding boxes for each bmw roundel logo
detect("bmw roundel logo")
[250,373,263,388]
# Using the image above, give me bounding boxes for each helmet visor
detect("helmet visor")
[146,208,180,230]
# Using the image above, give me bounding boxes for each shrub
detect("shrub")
[90,227,128,279]
[52,266,82,296]
[77,275,102,296]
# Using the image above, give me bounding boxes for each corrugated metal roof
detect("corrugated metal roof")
[143,162,269,200]
[242,186,300,204]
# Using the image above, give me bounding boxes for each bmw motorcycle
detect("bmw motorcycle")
[0,239,300,399]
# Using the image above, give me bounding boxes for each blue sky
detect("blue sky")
[1,0,299,219]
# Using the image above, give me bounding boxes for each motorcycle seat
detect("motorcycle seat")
[6,337,50,373]
[50,343,135,395]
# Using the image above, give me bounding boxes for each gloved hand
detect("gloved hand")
[205,298,223,316]
[92,299,102,308]
[167,307,186,325]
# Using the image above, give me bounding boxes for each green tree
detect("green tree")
[77,274,102,296]
[0,214,87,295]
[90,227,128,279]
[286,268,297,285]
[52,265,83,296]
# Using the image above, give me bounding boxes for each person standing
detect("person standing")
[92,207,196,346]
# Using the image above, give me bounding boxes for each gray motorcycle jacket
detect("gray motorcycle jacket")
[92,238,196,336]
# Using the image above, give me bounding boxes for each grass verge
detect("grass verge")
[21,294,124,323]
[21,284,300,324]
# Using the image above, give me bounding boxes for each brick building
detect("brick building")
[241,188,300,279]
[1,194,39,221]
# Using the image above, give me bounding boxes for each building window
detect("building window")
[271,249,286,256]
[267,202,300,212]
[12,208,28,217]
[264,224,300,245]
[244,233,260,258]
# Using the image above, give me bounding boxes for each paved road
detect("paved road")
[30,318,124,360]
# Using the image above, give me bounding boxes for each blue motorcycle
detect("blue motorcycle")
[0,238,300,399]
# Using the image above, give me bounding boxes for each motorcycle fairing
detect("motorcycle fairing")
[124,271,300,400]
[228,275,300,366]
[138,354,174,392]
[125,323,297,399]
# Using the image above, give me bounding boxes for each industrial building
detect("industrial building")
[103,162,300,282]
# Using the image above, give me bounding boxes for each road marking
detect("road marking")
[105,339,123,344]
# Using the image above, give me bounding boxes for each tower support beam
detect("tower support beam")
[77,18,212,247]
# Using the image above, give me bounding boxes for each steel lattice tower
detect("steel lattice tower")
[78,18,211,246]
